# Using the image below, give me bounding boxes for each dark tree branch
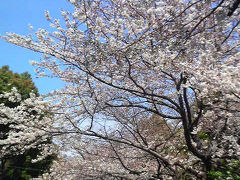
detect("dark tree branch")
[228,0,240,16]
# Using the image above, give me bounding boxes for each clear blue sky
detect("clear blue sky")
[0,0,73,94]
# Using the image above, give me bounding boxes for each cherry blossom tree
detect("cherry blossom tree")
[0,66,56,180]
[0,88,56,179]
[2,0,240,179]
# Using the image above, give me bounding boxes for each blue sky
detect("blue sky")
[0,0,73,94]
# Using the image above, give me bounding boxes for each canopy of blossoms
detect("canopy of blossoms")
[2,0,240,179]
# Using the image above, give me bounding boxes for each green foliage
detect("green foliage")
[207,171,223,179]
[198,132,209,140]
[4,149,55,180]
[208,160,240,180]
[0,66,55,180]
[0,65,38,108]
